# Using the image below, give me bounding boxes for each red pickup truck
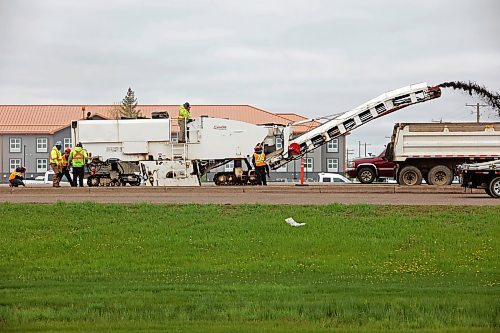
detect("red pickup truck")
[346,149,395,183]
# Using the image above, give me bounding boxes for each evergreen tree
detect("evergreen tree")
[120,87,142,118]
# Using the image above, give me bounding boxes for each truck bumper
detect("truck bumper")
[346,168,357,178]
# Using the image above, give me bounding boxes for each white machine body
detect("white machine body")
[72,116,269,186]
[73,117,267,161]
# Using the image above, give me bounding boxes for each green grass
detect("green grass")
[0,203,499,332]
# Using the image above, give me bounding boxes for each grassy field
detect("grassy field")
[0,203,498,332]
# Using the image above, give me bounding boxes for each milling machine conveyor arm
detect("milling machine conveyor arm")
[267,82,442,169]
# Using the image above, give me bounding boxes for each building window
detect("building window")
[171,133,178,143]
[276,137,283,149]
[224,160,234,171]
[327,158,339,172]
[305,157,313,172]
[37,138,48,153]
[10,138,21,153]
[9,158,22,171]
[37,159,48,173]
[327,139,338,153]
[64,138,72,150]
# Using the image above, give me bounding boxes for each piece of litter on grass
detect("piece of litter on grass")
[285,217,306,227]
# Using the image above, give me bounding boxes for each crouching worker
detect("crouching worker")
[9,166,26,187]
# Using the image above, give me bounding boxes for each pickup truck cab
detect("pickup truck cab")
[23,170,72,186]
[346,149,395,184]
[318,173,352,183]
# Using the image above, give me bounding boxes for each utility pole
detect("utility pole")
[364,142,371,157]
[466,103,487,123]
[358,141,371,157]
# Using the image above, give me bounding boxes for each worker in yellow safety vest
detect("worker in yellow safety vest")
[49,141,63,187]
[178,102,191,143]
[252,143,270,186]
[68,142,88,187]
[9,166,26,187]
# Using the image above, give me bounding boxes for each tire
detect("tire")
[87,175,100,187]
[427,165,453,186]
[398,166,422,186]
[357,167,376,184]
[488,177,500,198]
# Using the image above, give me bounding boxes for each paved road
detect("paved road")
[0,185,497,205]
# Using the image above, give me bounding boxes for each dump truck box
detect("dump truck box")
[388,122,500,185]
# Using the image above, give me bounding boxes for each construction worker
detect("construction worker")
[60,148,74,186]
[252,143,270,186]
[178,102,191,143]
[9,166,26,187]
[49,141,63,187]
[68,142,88,187]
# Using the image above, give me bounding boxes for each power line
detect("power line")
[466,103,488,123]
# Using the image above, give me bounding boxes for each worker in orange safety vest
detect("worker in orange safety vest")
[9,166,26,187]
[252,143,269,186]
[60,147,74,186]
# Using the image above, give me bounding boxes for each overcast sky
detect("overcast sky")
[1,0,499,156]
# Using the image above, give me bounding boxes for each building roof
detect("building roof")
[276,113,323,134]
[0,105,317,135]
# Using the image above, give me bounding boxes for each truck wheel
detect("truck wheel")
[488,177,500,198]
[398,166,422,186]
[357,167,376,184]
[428,165,453,186]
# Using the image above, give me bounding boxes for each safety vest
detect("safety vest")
[61,154,68,167]
[69,147,87,167]
[50,146,62,165]
[178,105,191,119]
[9,171,23,181]
[254,152,266,167]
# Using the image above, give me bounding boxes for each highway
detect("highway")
[0,184,497,205]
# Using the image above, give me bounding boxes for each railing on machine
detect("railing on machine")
[266,83,442,169]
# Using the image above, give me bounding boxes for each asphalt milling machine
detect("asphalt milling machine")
[72,83,442,186]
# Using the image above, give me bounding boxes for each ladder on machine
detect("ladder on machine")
[171,143,187,160]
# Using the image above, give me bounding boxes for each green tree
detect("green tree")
[120,87,142,118]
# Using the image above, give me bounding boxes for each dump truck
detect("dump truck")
[386,122,500,185]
